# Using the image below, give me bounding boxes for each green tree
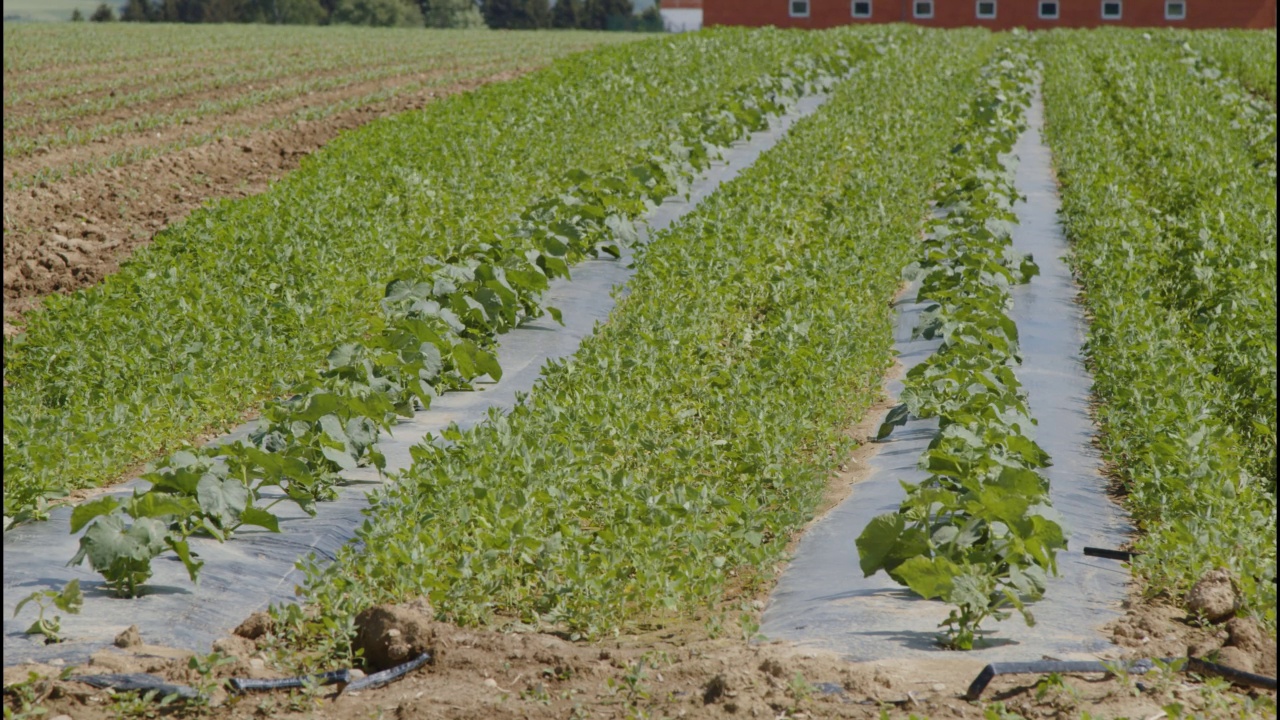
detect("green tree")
[242,0,328,22]
[200,0,246,21]
[551,0,580,27]
[635,3,661,30]
[71,7,86,19]
[89,2,117,20]
[481,0,550,28]
[417,0,484,27]
[120,0,155,21]
[581,0,633,29]
[331,0,424,25]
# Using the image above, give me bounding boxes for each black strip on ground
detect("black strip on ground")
[965,657,1278,701]
[69,673,198,699]
[1082,547,1139,561]
[228,669,353,693]
[343,652,433,693]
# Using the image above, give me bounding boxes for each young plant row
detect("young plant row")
[1040,31,1276,633]
[1166,35,1276,179]
[62,44,863,598]
[264,29,999,665]
[855,43,1063,651]
[1171,28,1277,104]
[3,28,853,527]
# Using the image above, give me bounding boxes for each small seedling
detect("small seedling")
[13,579,83,643]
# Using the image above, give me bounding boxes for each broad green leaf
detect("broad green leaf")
[70,497,121,534]
[237,507,281,533]
[856,513,904,577]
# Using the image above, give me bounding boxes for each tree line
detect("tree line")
[75,0,663,30]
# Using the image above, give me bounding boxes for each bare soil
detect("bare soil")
[1,66,527,334]
[5,599,1274,720]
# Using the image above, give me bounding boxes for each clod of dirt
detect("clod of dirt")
[1185,568,1241,623]
[113,625,142,649]
[353,598,438,672]
[1224,616,1277,677]
[89,649,143,674]
[211,635,257,661]
[1224,617,1265,654]
[1215,646,1256,674]
[1187,638,1222,659]
[759,658,785,678]
[703,673,729,704]
[233,611,273,640]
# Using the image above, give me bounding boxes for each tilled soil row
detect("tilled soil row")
[3,55,397,139]
[1,68,526,332]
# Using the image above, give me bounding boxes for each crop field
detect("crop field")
[2,24,634,319]
[2,22,1277,720]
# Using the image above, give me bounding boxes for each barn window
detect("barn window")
[1165,0,1186,19]
[976,0,996,18]
[852,0,872,17]
[1038,1,1059,18]
[913,0,934,18]
[1102,0,1122,18]
[790,0,810,17]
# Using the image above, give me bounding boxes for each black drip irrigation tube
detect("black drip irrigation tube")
[1082,546,1139,562]
[343,651,433,694]
[228,669,353,693]
[66,673,199,699]
[42,652,435,702]
[964,657,1279,701]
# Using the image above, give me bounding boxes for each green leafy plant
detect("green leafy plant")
[13,580,83,643]
[856,41,1062,650]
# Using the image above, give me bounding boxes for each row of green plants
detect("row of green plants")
[1040,30,1276,632]
[1166,34,1276,178]
[59,37,864,598]
[264,28,999,666]
[1172,28,1277,103]
[855,42,1062,651]
[2,28,848,528]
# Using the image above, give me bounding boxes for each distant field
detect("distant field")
[3,0,101,23]
[1,23,636,317]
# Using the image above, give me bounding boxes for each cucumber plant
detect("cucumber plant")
[856,41,1066,650]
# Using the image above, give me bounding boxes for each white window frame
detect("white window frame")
[913,0,934,18]
[1165,0,1186,19]
[851,0,872,17]
[976,0,997,18]
[1101,0,1122,18]
[789,0,810,17]
[1038,0,1059,18]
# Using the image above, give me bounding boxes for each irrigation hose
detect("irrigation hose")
[53,651,435,702]
[964,657,1278,701]
[67,673,199,699]
[228,669,352,693]
[1082,546,1138,561]
[343,651,433,694]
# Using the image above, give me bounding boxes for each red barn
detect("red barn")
[703,0,1276,29]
